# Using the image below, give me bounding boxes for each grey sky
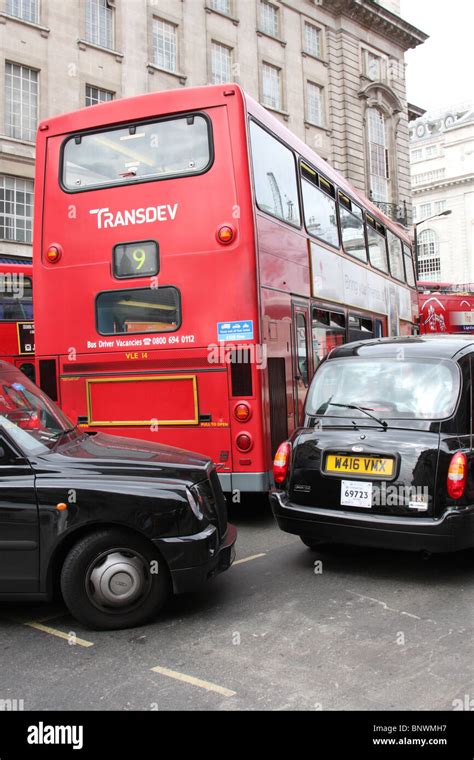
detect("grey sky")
[400,0,472,114]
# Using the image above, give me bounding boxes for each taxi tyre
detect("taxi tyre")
[60,528,170,630]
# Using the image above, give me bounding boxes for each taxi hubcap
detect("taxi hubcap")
[87,550,149,610]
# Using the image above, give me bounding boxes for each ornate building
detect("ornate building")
[410,105,474,283]
[0,0,427,261]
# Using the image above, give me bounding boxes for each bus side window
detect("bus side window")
[296,313,309,387]
[312,308,346,366]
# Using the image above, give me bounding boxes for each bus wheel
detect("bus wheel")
[60,529,169,630]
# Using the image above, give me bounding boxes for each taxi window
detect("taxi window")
[306,357,460,420]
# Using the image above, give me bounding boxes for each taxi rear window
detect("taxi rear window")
[306,357,460,420]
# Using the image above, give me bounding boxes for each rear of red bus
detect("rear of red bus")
[418,281,474,334]
[33,85,267,494]
[0,263,35,380]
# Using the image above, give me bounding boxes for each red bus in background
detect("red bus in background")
[0,263,35,381]
[418,281,474,334]
[33,85,418,495]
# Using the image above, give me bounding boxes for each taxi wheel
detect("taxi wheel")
[60,529,170,630]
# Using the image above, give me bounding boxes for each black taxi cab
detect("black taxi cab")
[270,336,474,554]
[0,362,236,630]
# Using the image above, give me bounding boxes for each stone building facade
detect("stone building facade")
[0,0,426,261]
[410,105,474,284]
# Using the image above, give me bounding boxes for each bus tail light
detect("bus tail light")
[236,433,252,452]
[216,225,235,244]
[273,441,291,486]
[234,402,251,422]
[447,452,467,500]
[46,244,62,263]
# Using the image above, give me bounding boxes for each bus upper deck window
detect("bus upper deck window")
[62,114,212,191]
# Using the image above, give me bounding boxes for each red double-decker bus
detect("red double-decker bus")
[33,84,418,494]
[418,281,474,334]
[0,262,35,380]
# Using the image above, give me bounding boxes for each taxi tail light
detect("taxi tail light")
[447,452,467,500]
[273,441,292,486]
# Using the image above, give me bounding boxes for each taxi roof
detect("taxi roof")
[328,335,474,361]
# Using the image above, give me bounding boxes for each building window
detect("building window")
[367,107,389,203]
[0,175,34,243]
[261,62,281,111]
[211,42,232,84]
[411,148,422,161]
[5,0,39,24]
[85,0,114,49]
[85,84,114,106]
[419,202,432,219]
[434,199,447,215]
[209,0,231,14]
[259,0,279,38]
[5,62,38,143]
[153,18,178,72]
[425,144,438,158]
[365,50,383,81]
[304,22,321,58]
[418,229,441,280]
[307,82,324,126]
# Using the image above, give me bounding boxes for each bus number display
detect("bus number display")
[113,240,159,279]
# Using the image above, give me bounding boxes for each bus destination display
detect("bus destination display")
[113,241,159,279]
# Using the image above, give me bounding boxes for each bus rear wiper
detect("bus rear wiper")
[328,403,388,429]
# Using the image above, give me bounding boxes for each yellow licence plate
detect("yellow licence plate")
[325,454,394,477]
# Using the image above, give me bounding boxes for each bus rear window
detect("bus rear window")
[96,287,180,336]
[0,276,33,321]
[62,114,212,190]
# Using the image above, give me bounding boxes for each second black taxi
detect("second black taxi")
[0,361,236,630]
[271,335,474,554]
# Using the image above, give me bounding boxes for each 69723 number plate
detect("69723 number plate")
[341,480,372,508]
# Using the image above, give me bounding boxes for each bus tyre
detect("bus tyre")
[60,529,169,630]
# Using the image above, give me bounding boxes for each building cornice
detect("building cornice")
[318,0,428,50]
[412,175,474,194]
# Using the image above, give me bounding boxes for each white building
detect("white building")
[410,105,474,283]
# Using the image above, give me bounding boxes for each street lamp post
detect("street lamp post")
[413,209,452,280]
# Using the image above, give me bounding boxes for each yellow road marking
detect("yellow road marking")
[151,665,236,697]
[234,552,266,565]
[24,621,94,648]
